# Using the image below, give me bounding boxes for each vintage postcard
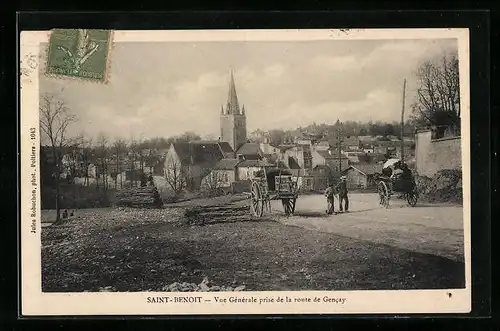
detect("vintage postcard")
[20,28,471,316]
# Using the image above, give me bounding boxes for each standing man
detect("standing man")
[336,175,349,213]
[324,182,336,215]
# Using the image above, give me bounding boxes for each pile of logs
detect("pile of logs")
[184,205,250,226]
[115,186,163,208]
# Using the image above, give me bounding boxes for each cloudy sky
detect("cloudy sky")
[40,38,458,141]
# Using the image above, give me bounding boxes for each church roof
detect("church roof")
[225,70,241,115]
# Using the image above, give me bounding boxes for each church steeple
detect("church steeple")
[220,69,247,153]
[226,70,240,115]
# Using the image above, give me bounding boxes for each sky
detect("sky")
[40,38,458,141]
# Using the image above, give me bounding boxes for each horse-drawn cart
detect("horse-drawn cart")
[377,159,418,208]
[249,167,300,217]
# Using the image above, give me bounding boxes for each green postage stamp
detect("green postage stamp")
[45,29,113,82]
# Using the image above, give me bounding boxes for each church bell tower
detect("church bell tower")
[220,70,247,153]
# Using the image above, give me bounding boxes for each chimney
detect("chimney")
[237,154,245,161]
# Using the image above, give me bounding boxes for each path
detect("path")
[271,193,465,262]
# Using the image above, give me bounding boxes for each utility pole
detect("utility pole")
[336,123,344,173]
[400,79,406,163]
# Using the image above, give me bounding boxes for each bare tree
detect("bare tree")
[80,135,93,186]
[201,170,226,196]
[39,94,77,224]
[113,139,127,189]
[411,51,460,136]
[95,133,109,189]
[164,157,187,195]
[128,138,139,187]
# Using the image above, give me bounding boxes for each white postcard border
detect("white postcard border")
[20,28,471,316]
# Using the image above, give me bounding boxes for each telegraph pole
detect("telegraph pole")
[337,123,344,173]
[400,79,406,163]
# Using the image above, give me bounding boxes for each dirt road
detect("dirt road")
[270,193,465,262]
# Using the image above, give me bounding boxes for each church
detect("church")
[220,70,263,160]
[164,70,264,191]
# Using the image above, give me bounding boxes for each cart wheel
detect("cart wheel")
[407,186,418,207]
[378,181,390,208]
[250,181,264,217]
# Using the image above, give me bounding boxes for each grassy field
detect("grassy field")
[41,198,465,292]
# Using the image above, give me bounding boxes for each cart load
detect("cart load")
[250,167,300,217]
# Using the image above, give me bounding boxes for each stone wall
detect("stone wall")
[415,130,462,177]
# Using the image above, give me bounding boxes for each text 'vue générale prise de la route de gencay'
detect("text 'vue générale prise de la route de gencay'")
[146,296,347,304]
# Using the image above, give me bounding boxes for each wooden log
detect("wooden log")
[115,185,163,208]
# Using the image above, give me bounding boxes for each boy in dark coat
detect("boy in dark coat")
[324,183,336,215]
[335,176,349,212]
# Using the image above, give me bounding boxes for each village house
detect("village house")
[199,140,235,159]
[281,145,313,169]
[309,165,343,192]
[294,136,312,146]
[344,151,363,164]
[311,149,349,172]
[235,142,264,160]
[164,141,230,191]
[311,138,330,152]
[201,158,241,191]
[236,159,275,181]
[344,163,384,189]
[259,137,280,155]
[338,136,361,151]
[373,139,416,158]
[356,152,387,165]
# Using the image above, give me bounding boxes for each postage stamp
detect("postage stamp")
[45,29,112,82]
[20,28,471,316]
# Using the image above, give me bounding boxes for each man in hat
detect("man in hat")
[335,175,349,212]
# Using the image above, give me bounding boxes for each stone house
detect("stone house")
[312,139,330,152]
[344,163,384,189]
[311,149,349,172]
[281,145,313,170]
[259,140,281,155]
[235,142,264,160]
[236,159,275,181]
[201,158,240,190]
[164,141,231,191]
